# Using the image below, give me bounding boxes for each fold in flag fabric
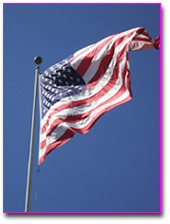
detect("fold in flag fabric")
[39,27,160,164]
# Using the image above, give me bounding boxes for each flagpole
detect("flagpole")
[25,56,42,212]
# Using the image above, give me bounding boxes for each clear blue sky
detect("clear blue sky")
[4,3,160,213]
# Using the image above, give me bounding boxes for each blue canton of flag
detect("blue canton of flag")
[39,56,86,118]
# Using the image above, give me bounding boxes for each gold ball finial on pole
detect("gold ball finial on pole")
[34,56,42,65]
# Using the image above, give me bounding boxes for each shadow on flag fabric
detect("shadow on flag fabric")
[38,27,160,164]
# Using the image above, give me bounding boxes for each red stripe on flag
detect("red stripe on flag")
[39,129,74,164]
[40,139,46,149]
[76,35,114,76]
[132,37,151,42]
[70,44,95,64]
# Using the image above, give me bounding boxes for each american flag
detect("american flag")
[39,27,159,164]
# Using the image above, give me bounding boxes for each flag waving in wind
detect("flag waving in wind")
[39,27,160,165]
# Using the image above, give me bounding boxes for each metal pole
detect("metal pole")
[25,56,42,212]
